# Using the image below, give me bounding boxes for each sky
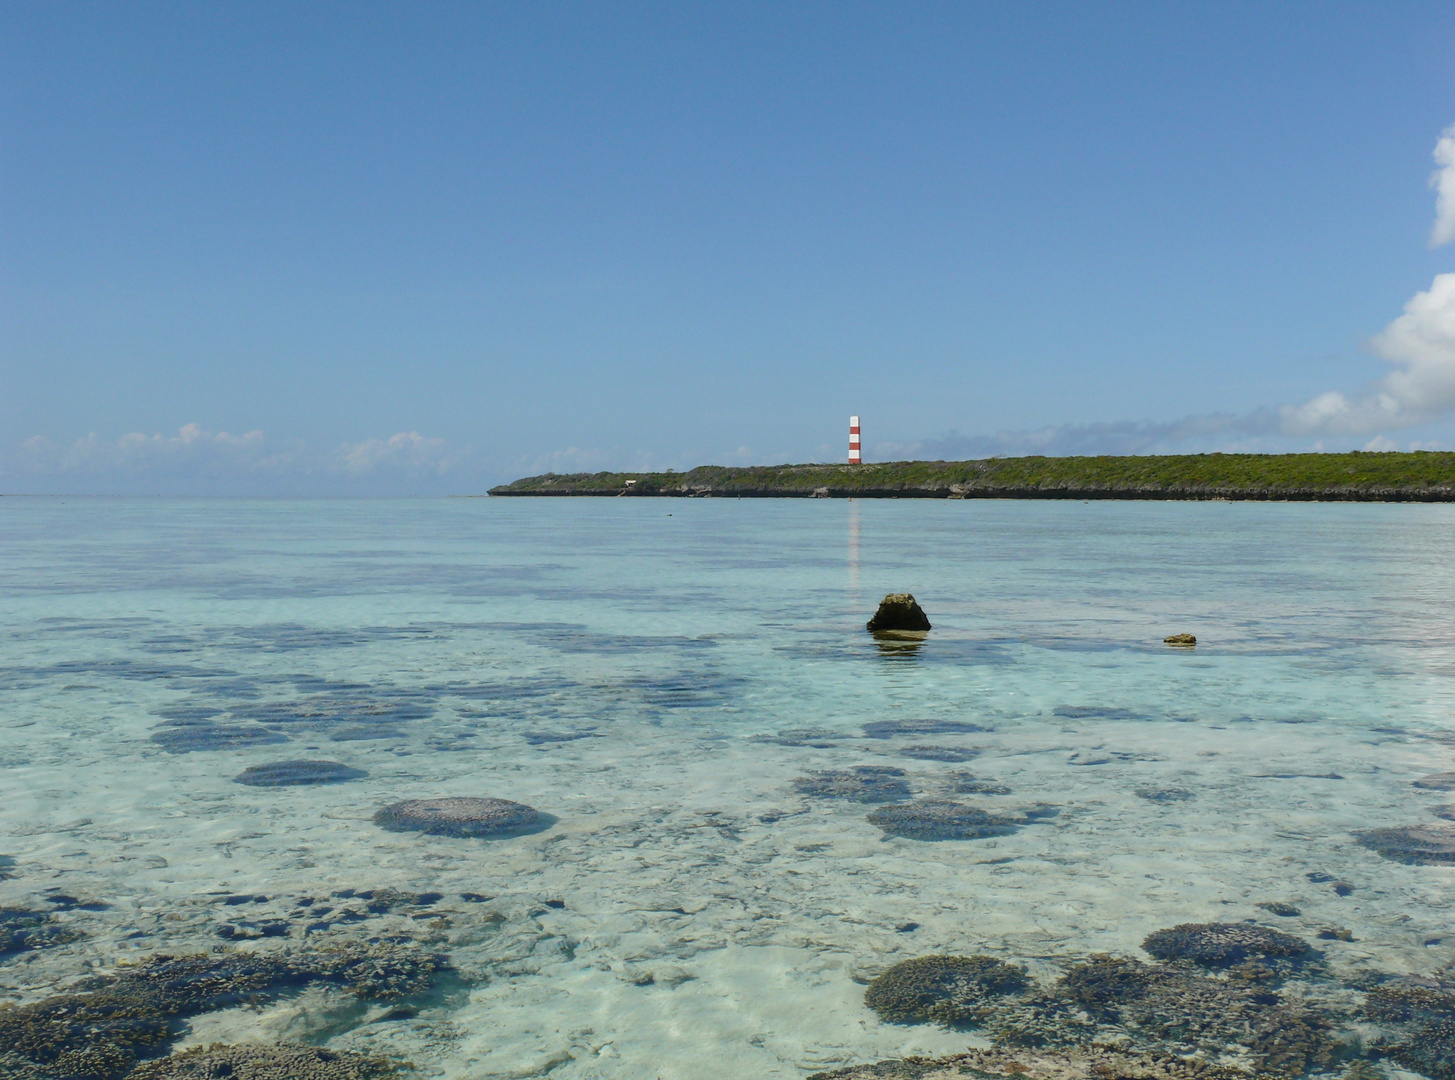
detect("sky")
[3,2,1455,494]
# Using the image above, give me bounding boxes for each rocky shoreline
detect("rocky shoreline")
[487,454,1455,501]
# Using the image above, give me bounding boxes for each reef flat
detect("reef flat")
[488,452,1455,501]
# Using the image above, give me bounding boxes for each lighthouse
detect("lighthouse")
[849,416,861,464]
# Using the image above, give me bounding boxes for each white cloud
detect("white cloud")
[1432,123,1455,248]
[1278,273,1455,436]
[12,423,283,473]
[333,431,465,475]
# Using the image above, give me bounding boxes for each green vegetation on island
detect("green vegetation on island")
[488,452,1455,501]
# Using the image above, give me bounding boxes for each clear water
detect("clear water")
[3,497,1455,1078]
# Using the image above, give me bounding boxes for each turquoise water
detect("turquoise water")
[3,497,1455,1078]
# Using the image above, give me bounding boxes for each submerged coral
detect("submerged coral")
[126,1043,402,1079]
[1135,787,1195,802]
[234,760,367,786]
[0,942,447,1080]
[1356,825,1455,865]
[863,719,990,739]
[946,773,1013,795]
[1365,982,1455,1080]
[810,1046,1256,1080]
[373,796,550,838]
[1141,923,1311,966]
[151,722,288,753]
[865,955,1028,1026]
[1256,902,1301,917]
[896,745,979,762]
[0,906,83,957]
[793,767,911,803]
[867,800,1020,841]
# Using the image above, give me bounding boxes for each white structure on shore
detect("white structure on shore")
[849,416,861,464]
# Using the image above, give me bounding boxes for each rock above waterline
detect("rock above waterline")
[1163,633,1197,646]
[867,593,931,632]
[374,796,549,838]
[234,760,367,787]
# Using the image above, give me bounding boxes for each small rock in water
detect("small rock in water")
[1332,881,1354,896]
[1317,927,1354,941]
[1413,772,1455,791]
[374,796,551,838]
[1163,633,1197,646]
[866,593,931,633]
[234,760,367,787]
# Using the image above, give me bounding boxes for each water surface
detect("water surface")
[3,497,1454,1078]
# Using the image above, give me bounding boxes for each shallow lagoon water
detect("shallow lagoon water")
[3,496,1455,1078]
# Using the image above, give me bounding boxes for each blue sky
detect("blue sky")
[3,2,1455,494]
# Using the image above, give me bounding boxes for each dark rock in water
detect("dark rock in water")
[1357,824,1455,864]
[1332,881,1354,896]
[1163,633,1197,646]
[374,796,551,838]
[867,593,931,633]
[1142,922,1311,965]
[234,760,367,787]
[864,954,1027,1025]
[127,1043,401,1079]
[897,744,979,762]
[1414,772,1455,791]
[863,718,990,739]
[0,905,83,956]
[151,722,288,753]
[867,800,1020,841]
[1135,786,1195,802]
[1256,902,1301,917]
[1317,927,1353,941]
[792,766,911,803]
[1434,805,1455,821]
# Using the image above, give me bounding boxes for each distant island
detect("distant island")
[489,452,1455,501]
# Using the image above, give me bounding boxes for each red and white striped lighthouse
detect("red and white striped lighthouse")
[848,416,861,464]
